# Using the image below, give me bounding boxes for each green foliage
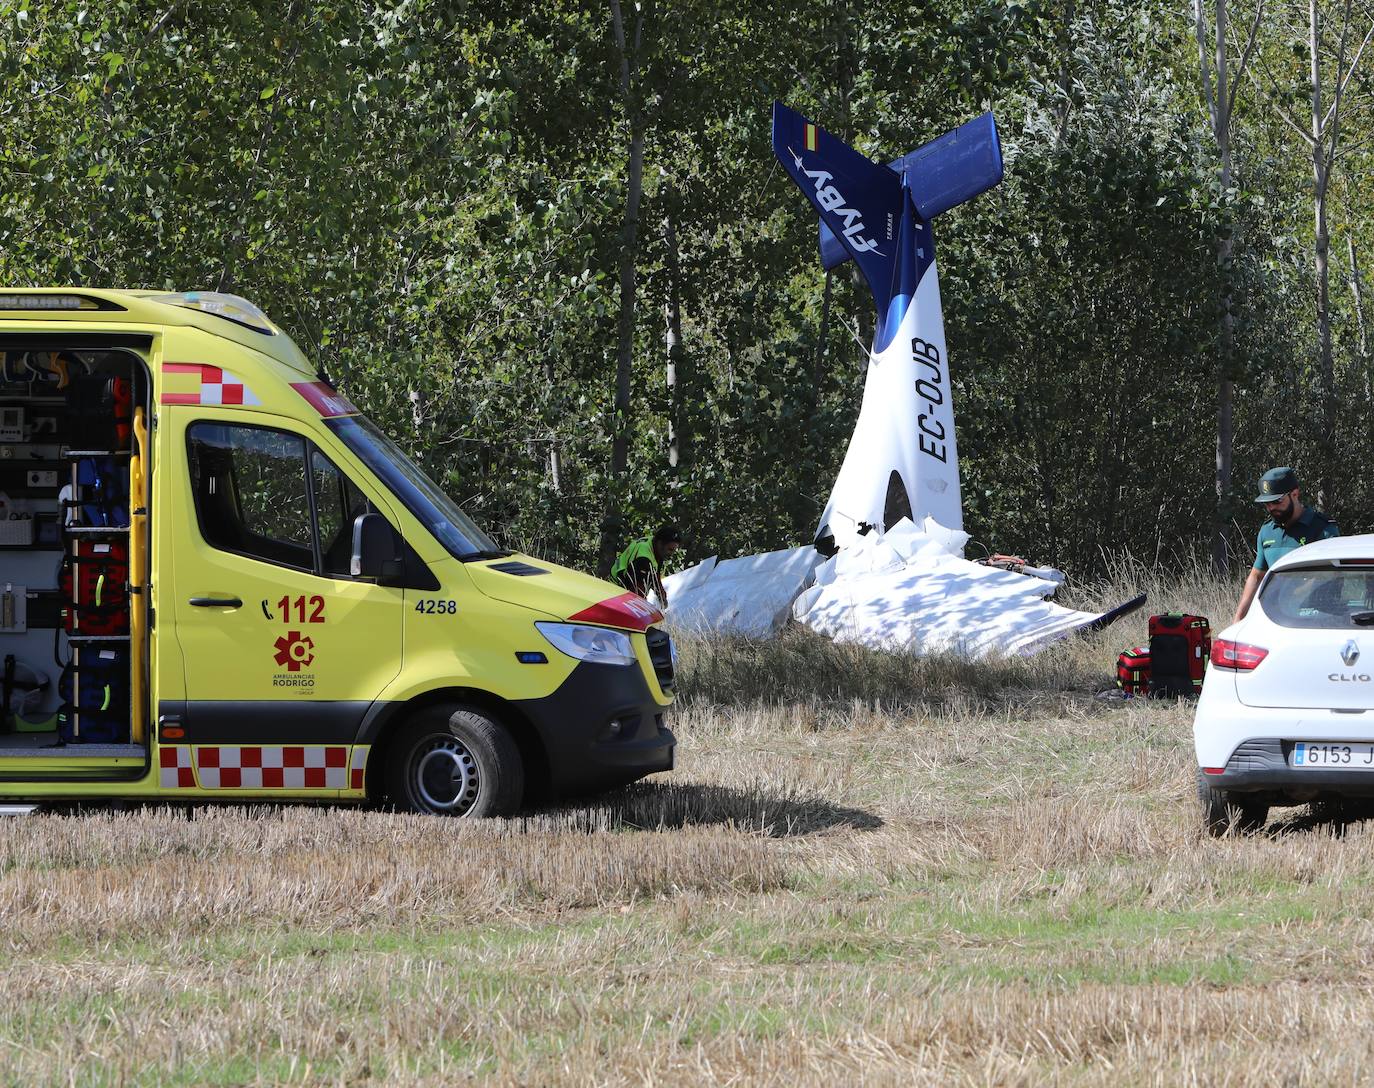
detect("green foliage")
[0,0,1367,576]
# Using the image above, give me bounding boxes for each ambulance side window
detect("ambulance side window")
[187,423,314,571]
[311,450,374,577]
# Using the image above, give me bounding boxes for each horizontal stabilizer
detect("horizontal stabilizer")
[820,112,1003,272]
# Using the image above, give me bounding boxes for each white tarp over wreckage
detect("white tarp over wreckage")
[652,104,1141,658]
[794,519,1103,656]
[663,517,1115,658]
[661,546,822,640]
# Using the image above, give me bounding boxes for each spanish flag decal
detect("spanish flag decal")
[804,123,818,152]
[161,362,262,407]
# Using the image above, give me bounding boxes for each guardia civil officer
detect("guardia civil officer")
[611,525,682,608]
[1233,467,1339,622]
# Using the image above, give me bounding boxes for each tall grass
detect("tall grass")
[1061,549,1241,623]
[14,560,1350,1088]
[675,557,1242,719]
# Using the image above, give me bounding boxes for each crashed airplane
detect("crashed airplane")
[771,101,1003,551]
[659,103,1142,656]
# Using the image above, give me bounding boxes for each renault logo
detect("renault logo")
[1343,640,1361,667]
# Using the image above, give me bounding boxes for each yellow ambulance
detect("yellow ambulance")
[0,289,675,816]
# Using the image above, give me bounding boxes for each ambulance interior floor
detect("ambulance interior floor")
[0,730,143,758]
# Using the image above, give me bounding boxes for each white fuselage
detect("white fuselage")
[818,259,962,548]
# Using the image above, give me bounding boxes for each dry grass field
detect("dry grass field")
[5,560,1374,1086]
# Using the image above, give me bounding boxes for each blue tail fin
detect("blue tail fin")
[773,102,1004,549]
[771,102,903,328]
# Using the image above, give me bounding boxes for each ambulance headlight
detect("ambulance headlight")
[535,623,637,667]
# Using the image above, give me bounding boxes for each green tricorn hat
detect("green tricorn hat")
[1255,466,1299,503]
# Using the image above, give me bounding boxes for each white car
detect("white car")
[1194,534,1374,834]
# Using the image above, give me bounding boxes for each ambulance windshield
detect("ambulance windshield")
[327,415,505,560]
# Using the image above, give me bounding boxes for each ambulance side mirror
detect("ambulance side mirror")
[351,513,403,582]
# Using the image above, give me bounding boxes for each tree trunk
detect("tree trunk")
[1192,0,1243,575]
[1349,235,1368,360]
[1349,235,1370,401]
[1301,0,1374,510]
[1214,0,1234,575]
[1214,371,1234,572]
[1310,0,1335,510]
[597,0,646,577]
[664,214,684,489]
[1214,207,1235,577]
[547,367,563,495]
[818,268,833,373]
[812,266,833,411]
[1314,165,1334,509]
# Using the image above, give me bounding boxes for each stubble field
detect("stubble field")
[3,561,1372,1086]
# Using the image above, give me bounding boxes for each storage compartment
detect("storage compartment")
[0,346,148,751]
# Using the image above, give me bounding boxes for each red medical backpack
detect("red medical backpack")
[1147,613,1211,697]
[59,539,130,636]
[1115,645,1152,696]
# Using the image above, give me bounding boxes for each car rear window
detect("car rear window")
[1260,568,1374,628]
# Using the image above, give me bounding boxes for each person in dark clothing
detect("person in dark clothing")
[611,525,683,607]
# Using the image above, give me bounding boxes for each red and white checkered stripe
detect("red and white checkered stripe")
[159,745,195,788]
[158,745,367,791]
[195,745,349,789]
[349,745,369,792]
[200,367,260,406]
[162,363,262,407]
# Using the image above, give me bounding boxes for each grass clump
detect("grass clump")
[676,626,1100,718]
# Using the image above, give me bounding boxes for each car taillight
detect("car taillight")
[1210,638,1269,670]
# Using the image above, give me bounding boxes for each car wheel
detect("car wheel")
[386,705,524,818]
[1196,769,1268,837]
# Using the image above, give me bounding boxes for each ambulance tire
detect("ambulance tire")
[387,705,524,818]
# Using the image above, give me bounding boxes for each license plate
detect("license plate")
[1292,742,1374,767]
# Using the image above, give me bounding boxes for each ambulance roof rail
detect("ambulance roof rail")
[0,288,316,375]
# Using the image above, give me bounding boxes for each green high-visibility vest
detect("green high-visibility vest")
[611,536,657,583]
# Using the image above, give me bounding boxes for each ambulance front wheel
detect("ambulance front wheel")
[386,705,524,818]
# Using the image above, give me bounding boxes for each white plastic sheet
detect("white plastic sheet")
[794,518,1103,657]
[660,546,821,639]
[661,517,1108,658]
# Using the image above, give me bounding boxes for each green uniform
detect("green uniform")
[1253,506,1339,571]
[611,535,659,595]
